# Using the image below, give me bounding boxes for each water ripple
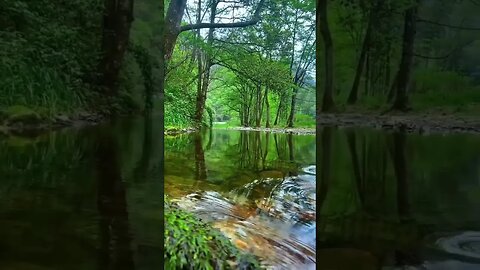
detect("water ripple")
[436,231,480,260]
[172,166,317,269]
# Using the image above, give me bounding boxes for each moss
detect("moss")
[2,105,44,125]
[165,201,261,270]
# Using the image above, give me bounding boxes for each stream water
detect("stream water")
[1,116,480,270]
[165,129,316,269]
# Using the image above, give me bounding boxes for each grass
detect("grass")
[212,120,241,128]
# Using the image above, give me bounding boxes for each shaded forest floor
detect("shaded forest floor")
[317,112,480,134]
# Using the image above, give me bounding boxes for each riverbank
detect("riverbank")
[0,105,108,137]
[164,127,198,136]
[317,112,480,134]
[217,126,315,135]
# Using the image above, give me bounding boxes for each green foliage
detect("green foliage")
[0,0,103,114]
[165,201,261,270]
[293,114,316,128]
[128,43,155,111]
[164,44,198,128]
[0,0,154,117]
[327,0,480,113]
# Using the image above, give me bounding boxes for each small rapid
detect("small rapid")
[172,166,317,269]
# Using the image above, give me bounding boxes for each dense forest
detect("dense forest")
[165,0,316,129]
[1,0,315,130]
[317,0,480,113]
[0,0,164,125]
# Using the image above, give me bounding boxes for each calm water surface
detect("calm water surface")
[0,116,162,270]
[2,116,480,270]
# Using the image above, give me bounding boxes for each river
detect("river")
[1,116,480,269]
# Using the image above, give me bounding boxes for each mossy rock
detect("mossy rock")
[2,105,44,125]
[165,201,261,270]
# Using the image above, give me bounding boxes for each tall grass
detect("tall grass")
[0,63,86,115]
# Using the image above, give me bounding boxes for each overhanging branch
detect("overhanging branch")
[179,0,266,33]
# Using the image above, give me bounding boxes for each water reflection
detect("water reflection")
[315,126,480,269]
[165,130,316,195]
[0,117,162,269]
[96,129,134,270]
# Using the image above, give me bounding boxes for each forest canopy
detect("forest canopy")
[163,0,316,129]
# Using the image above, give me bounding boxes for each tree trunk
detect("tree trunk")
[347,12,373,105]
[364,53,370,96]
[194,0,204,128]
[164,0,188,60]
[385,42,391,90]
[274,95,282,126]
[286,87,297,127]
[194,1,218,128]
[319,0,335,112]
[392,1,419,111]
[239,108,244,126]
[99,0,134,95]
[265,88,270,128]
[255,84,262,127]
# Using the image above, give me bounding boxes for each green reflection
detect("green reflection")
[165,130,316,196]
[0,117,163,270]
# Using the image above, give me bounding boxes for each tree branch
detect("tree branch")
[414,40,475,60]
[179,0,266,33]
[417,18,480,31]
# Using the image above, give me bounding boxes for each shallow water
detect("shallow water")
[165,129,316,269]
